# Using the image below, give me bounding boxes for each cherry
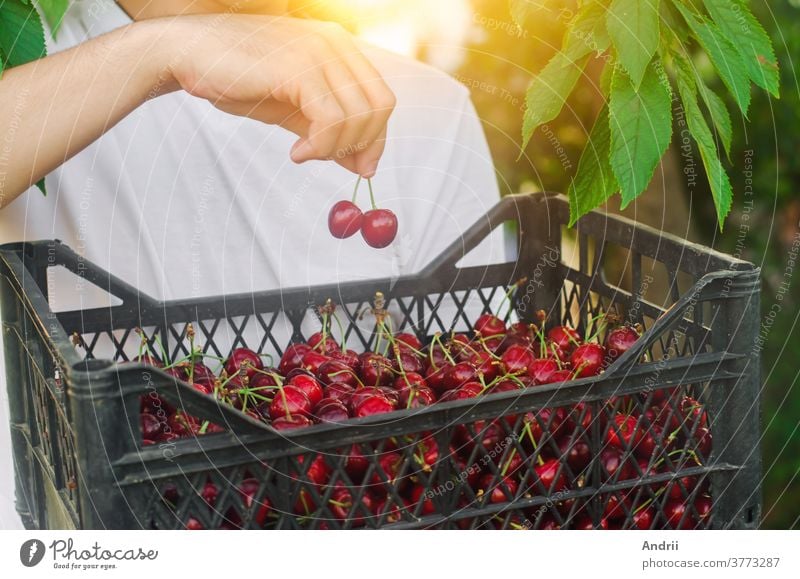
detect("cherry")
[392,351,423,375]
[239,478,271,526]
[278,343,312,374]
[133,353,164,368]
[632,506,655,530]
[371,452,405,489]
[324,382,355,403]
[533,458,567,492]
[287,374,324,407]
[570,343,606,377]
[441,381,483,402]
[331,349,361,371]
[141,413,163,440]
[500,344,536,375]
[307,332,340,355]
[694,494,712,524]
[468,351,500,381]
[664,500,696,529]
[271,415,313,430]
[392,372,427,391]
[694,426,712,457]
[604,325,640,362]
[547,326,581,352]
[528,357,559,385]
[474,314,507,338]
[317,359,358,388]
[443,361,478,391]
[301,349,330,375]
[328,200,363,239]
[600,447,634,481]
[395,332,423,351]
[558,436,591,473]
[354,394,395,418]
[478,474,519,503]
[185,518,204,530]
[548,369,574,384]
[606,413,643,450]
[397,383,436,409]
[224,347,263,379]
[345,445,369,481]
[268,386,311,420]
[359,353,394,387]
[409,485,436,515]
[361,209,398,248]
[296,454,331,486]
[313,400,349,423]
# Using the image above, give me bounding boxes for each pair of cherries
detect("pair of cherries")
[328,177,398,249]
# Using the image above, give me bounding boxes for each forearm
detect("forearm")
[0,20,176,208]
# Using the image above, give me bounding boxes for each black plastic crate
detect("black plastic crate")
[0,192,761,530]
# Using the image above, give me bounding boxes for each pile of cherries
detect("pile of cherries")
[137,306,713,530]
[328,177,398,249]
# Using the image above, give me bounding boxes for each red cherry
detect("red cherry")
[395,332,422,351]
[664,500,697,529]
[328,200,363,238]
[361,208,398,248]
[268,386,311,420]
[287,374,324,407]
[528,357,559,384]
[632,506,655,530]
[224,348,263,379]
[547,326,581,352]
[570,343,606,377]
[604,325,640,362]
[533,458,567,492]
[312,399,349,423]
[271,414,313,430]
[354,394,395,418]
[278,343,312,374]
[500,343,536,375]
[474,314,507,337]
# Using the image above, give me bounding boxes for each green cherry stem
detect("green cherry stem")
[367,178,378,210]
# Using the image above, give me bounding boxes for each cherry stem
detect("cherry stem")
[331,310,347,351]
[352,176,362,204]
[497,278,527,322]
[520,422,545,466]
[367,178,377,210]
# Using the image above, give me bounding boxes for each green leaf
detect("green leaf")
[0,0,47,69]
[608,63,673,208]
[672,1,751,116]
[521,52,590,150]
[37,0,69,38]
[563,0,611,60]
[607,0,661,89]
[35,177,47,196]
[674,55,732,228]
[568,107,617,226]
[698,81,732,159]
[702,0,780,97]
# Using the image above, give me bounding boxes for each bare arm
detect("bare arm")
[0,15,395,209]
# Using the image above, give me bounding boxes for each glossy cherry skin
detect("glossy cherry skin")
[271,415,313,430]
[287,374,324,408]
[604,325,640,362]
[278,343,312,375]
[354,395,395,418]
[443,362,478,391]
[533,458,567,492]
[328,200,363,239]
[395,332,423,351]
[312,400,349,423]
[224,348,263,379]
[570,343,606,377]
[632,506,656,530]
[474,314,507,338]
[317,359,359,388]
[664,500,697,529]
[397,384,437,409]
[361,208,398,248]
[528,357,559,384]
[268,386,311,420]
[501,344,536,375]
[479,474,519,504]
[547,326,581,352]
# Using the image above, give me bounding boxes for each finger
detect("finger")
[322,59,375,164]
[290,76,347,163]
[352,126,388,178]
[323,28,396,175]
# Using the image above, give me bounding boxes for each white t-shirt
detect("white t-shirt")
[0,0,502,528]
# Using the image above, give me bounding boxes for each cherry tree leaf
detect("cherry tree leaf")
[568,106,617,226]
[609,63,673,208]
[37,0,69,37]
[0,0,46,69]
[607,0,660,89]
[673,1,751,117]
[674,54,732,228]
[702,0,780,97]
